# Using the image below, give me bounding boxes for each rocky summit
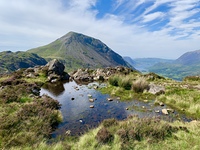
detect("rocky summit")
[28,31,132,71]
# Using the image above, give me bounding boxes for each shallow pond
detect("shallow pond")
[40,81,191,137]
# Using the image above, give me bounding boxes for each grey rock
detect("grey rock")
[148,83,165,95]
[46,59,65,75]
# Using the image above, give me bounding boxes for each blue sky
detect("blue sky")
[0,0,200,59]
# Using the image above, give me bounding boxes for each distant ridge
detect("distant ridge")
[0,51,47,74]
[149,49,200,80]
[175,49,200,65]
[28,31,132,71]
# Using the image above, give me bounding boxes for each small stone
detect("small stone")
[66,130,71,135]
[155,110,160,113]
[142,106,145,109]
[162,109,168,115]
[167,108,175,113]
[89,99,94,102]
[159,102,165,106]
[88,94,92,98]
[93,85,98,89]
[79,119,83,123]
[144,100,148,103]
[107,98,113,101]
[126,107,129,110]
[116,97,120,100]
[90,105,94,108]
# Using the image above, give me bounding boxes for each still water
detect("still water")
[40,81,191,137]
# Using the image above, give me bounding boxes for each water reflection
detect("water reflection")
[42,82,65,96]
[40,81,191,137]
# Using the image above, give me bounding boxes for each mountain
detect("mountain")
[28,31,131,71]
[0,51,47,74]
[149,49,200,80]
[123,57,173,72]
[123,56,137,67]
[175,49,200,65]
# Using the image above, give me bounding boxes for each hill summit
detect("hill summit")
[28,31,131,70]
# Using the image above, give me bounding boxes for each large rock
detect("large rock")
[148,83,165,95]
[45,59,70,82]
[46,59,65,75]
[71,68,93,82]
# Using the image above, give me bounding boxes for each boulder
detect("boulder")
[148,83,165,95]
[46,59,65,75]
[71,68,93,82]
[45,59,70,82]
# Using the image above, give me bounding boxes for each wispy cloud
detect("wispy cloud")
[142,12,165,22]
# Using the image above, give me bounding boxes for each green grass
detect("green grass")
[24,72,47,83]
[9,117,200,150]
[101,74,155,101]
[157,86,200,119]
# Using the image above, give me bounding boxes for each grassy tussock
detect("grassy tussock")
[132,77,149,93]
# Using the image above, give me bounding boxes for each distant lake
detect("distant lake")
[40,81,191,137]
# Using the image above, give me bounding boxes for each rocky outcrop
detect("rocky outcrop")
[23,59,70,82]
[70,66,134,82]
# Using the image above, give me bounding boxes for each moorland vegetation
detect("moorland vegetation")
[0,63,199,149]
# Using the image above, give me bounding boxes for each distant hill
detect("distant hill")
[175,50,200,65]
[149,49,200,80]
[123,57,173,72]
[0,51,47,74]
[28,31,132,71]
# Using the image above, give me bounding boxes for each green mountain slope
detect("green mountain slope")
[28,31,131,71]
[149,49,200,80]
[0,51,47,74]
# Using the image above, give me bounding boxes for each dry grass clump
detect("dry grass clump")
[102,118,118,127]
[132,77,149,93]
[118,76,132,90]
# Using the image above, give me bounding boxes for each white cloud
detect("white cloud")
[0,0,199,59]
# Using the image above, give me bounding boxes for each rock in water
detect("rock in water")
[90,105,94,108]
